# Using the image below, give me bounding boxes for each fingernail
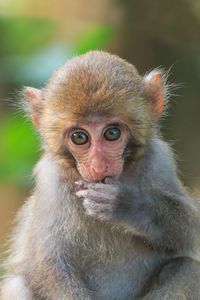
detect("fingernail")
[104,177,113,184]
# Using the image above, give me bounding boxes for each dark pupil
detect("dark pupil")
[71,132,88,145]
[104,128,121,141]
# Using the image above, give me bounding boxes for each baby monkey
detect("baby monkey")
[1,51,200,300]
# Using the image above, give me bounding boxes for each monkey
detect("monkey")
[1,50,200,300]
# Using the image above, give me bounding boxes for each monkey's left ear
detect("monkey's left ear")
[25,87,44,128]
[143,72,164,121]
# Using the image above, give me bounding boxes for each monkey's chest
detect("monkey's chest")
[81,250,160,300]
[71,219,161,299]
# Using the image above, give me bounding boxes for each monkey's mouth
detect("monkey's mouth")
[92,177,115,184]
[83,176,113,184]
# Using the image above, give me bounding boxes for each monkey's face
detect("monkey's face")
[63,116,130,182]
[25,51,165,184]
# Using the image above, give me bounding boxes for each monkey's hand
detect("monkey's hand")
[75,179,132,221]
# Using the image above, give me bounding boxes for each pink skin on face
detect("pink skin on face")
[64,117,130,182]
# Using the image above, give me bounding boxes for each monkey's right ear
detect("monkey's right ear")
[25,87,44,127]
[143,71,164,121]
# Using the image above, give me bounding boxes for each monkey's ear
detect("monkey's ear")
[143,72,164,121]
[25,87,44,127]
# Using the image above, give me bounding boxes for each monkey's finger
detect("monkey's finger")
[75,180,85,186]
[76,189,116,202]
[83,199,113,219]
[75,181,119,196]
[76,189,107,201]
[75,181,104,190]
[75,180,97,188]
[83,182,119,193]
[75,181,89,189]
[103,177,114,184]
[76,179,113,187]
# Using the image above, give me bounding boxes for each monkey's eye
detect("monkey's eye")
[104,127,121,141]
[71,132,88,145]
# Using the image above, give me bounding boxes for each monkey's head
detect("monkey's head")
[25,51,166,182]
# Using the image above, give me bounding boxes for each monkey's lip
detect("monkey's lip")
[84,178,107,183]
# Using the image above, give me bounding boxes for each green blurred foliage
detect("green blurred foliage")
[0,15,115,187]
[0,15,62,86]
[74,24,115,55]
[0,114,40,186]
[0,16,56,56]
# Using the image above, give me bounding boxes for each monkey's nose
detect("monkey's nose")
[89,162,109,181]
[90,158,108,173]
[91,166,107,174]
[90,168,108,181]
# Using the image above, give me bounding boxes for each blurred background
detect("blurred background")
[0,0,200,274]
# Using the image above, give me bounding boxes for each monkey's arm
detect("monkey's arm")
[1,274,93,300]
[76,139,200,253]
[138,257,200,300]
[76,180,198,253]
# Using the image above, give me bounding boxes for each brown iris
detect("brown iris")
[104,128,121,141]
[71,132,88,145]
